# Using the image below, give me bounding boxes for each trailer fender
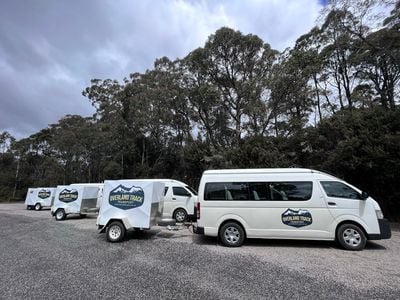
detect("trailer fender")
[100,218,131,233]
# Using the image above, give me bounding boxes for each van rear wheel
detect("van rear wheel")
[219,222,245,247]
[34,203,42,211]
[337,223,367,251]
[106,221,126,243]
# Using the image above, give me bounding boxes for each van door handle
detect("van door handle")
[328,202,336,206]
[172,197,176,200]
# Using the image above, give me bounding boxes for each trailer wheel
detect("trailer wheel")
[106,221,126,243]
[174,208,188,223]
[337,223,367,251]
[34,203,42,211]
[55,209,66,221]
[219,222,245,247]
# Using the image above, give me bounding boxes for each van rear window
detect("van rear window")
[204,182,312,201]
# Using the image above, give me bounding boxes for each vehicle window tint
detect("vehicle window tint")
[249,183,269,200]
[173,187,190,197]
[204,183,226,200]
[205,182,249,200]
[164,187,169,196]
[321,181,360,199]
[228,183,249,200]
[269,182,312,201]
[185,185,198,196]
[204,182,312,201]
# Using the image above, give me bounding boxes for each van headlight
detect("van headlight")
[375,210,384,219]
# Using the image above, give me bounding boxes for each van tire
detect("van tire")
[219,222,245,247]
[174,208,188,223]
[337,223,367,251]
[106,221,126,243]
[55,209,66,221]
[34,203,42,211]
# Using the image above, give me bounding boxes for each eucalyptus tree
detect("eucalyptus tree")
[184,27,278,147]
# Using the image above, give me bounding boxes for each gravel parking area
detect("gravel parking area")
[0,203,399,299]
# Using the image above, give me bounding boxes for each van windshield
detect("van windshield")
[185,185,198,196]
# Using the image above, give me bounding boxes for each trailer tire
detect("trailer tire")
[34,203,42,211]
[106,221,126,243]
[337,223,367,251]
[173,208,188,223]
[55,209,66,221]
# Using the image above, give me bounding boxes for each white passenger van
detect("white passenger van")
[194,168,391,250]
[25,187,56,211]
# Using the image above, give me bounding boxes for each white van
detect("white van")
[25,187,56,211]
[51,183,103,221]
[161,179,197,222]
[194,168,391,250]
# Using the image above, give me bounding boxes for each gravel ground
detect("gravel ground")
[0,203,399,299]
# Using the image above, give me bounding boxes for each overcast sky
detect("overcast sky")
[0,0,325,139]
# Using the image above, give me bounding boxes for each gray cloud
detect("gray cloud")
[0,0,323,139]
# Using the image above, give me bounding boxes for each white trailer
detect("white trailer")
[25,187,56,211]
[51,183,103,221]
[97,180,165,242]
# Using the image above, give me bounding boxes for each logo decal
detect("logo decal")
[282,209,312,228]
[59,189,79,203]
[109,185,144,210]
[38,189,51,199]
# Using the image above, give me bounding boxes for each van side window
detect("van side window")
[173,187,191,197]
[249,183,268,200]
[164,187,169,196]
[270,182,312,201]
[321,181,360,199]
[204,182,312,201]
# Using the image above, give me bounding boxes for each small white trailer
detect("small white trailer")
[51,183,103,221]
[97,180,165,242]
[25,187,56,211]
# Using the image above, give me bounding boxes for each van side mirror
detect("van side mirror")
[360,191,369,200]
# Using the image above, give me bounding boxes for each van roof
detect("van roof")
[203,168,324,175]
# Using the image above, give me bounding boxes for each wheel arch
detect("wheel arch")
[100,218,128,233]
[218,219,247,239]
[335,220,368,240]
[173,206,188,216]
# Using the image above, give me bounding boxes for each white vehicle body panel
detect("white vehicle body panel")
[97,180,164,230]
[161,180,197,220]
[197,168,382,240]
[51,183,103,215]
[25,187,56,208]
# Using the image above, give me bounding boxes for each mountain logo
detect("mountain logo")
[59,189,79,203]
[38,189,51,199]
[109,185,145,210]
[281,209,312,228]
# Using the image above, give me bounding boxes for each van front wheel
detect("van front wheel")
[174,208,187,223]
[219,222,245,247]
[34,203,42,211]
[106,221,126,243]
[337,223,367,251]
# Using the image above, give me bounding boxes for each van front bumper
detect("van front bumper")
[193,225,204,235]
[369,219,391,240]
